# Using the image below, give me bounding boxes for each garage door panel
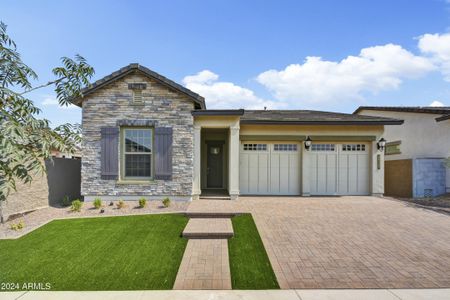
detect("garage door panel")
[326,155,337,194]
[288,153,301,194]
[311,143,369,196]
[357,154,369,194]
[258,153,269,194]
[270,154,280,194]
[348,155,358,194]
[239,153,249,194]
[240,142,300,195]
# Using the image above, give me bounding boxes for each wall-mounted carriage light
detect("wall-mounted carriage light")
[377,138,386,152]
[304,136,312,151]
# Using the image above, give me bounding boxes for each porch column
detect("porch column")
[192,124,201,200]
[371,140,384,196]
[301,142,311,196]
[229,125,240,200]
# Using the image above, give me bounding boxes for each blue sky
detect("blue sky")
[3,0,450,126]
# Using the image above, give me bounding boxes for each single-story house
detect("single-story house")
[354,106,450,198]
[73,64,403,201]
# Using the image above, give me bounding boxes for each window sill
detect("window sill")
[116,180,154,185]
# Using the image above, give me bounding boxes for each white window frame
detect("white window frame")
[121,127,153,180]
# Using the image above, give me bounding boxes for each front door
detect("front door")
[207,143,223,188]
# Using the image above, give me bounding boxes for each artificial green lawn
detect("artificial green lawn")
[0,214,188,291]
[228,214,279,289]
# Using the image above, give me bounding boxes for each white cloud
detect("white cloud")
[41,96,77,109]
[418,33,450,81]
[429,100,445,107]
[183,70,285,109]
[256,44,435,106]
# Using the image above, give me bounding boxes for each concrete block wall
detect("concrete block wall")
[413,158,446,197]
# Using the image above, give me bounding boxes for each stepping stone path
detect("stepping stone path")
[173,205,238,290]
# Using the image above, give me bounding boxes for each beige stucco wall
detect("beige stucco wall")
[193,119,386,197]
[357,110,450,159]
[358,110,450,192]
[193,116,240,199]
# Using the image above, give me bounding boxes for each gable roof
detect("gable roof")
[72,63,206,109]
[238,110,403,125]
[354,106,450,123]
[354,106,450,115]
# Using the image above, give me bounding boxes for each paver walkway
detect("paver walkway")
[182,218,233,238]
[174,211,235,290]
[185,196,450,289]
[173,239,231,290]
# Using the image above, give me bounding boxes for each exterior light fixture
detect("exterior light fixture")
[377,138,386,152]
[304,136,312,150]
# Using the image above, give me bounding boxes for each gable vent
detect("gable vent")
[133,90,143,104]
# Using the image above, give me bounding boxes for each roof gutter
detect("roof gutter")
[240,120,404,125]
[192,109,245,116]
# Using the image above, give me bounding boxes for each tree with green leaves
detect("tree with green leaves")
[0,22,94,222]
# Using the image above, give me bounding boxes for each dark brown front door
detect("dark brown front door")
[207,143,223,188]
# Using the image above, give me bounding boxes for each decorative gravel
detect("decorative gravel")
[0,200,189,239]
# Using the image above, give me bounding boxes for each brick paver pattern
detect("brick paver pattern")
[187,196,450,289]
[182,218,233,238]
[173,239,231,290]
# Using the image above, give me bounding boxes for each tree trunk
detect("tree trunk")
[0,200,4,224]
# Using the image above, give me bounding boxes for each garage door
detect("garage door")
[240,142,301,195]
[309,143,370,195]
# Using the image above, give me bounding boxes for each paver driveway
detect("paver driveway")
[242,196,450,289]
[189,196,450,289]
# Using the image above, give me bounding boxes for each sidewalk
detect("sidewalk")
[3,289,450,300]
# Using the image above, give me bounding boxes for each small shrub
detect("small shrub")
[93,198,102,209]
[17,220,24,230]
[71,199,83,212]
[138,198,147,208]
[162,197,170,208]
[10,220,25,231]
[116,200,126,209]
[61,195,71,207]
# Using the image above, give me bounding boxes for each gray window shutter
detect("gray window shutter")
[101,127,119,180]
[154,127,173,180]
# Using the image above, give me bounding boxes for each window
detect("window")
[342,144,366,152]
[122,128,152,179]
[243,144,267,151]
[385,141,401,155]
[311,144,335,151]
[274,144,298,151]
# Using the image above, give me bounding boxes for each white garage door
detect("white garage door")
[240,143,301,195]
[309,143,370,195]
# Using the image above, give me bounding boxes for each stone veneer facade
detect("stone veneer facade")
[81,72,195,201]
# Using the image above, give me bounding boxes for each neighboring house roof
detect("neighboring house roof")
[436,114,450,122]
[191,109,403,125]
[72,63,206,109]
[354,106,450,123]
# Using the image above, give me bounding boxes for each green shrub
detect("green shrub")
[138,198,147,208]
[93,198,102,209]
[162,197,170,208]
[9,220,25,231]
[61,195,71,207]
[116,200,126,209]
[71,199,83,212]
[17,220,24,230]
